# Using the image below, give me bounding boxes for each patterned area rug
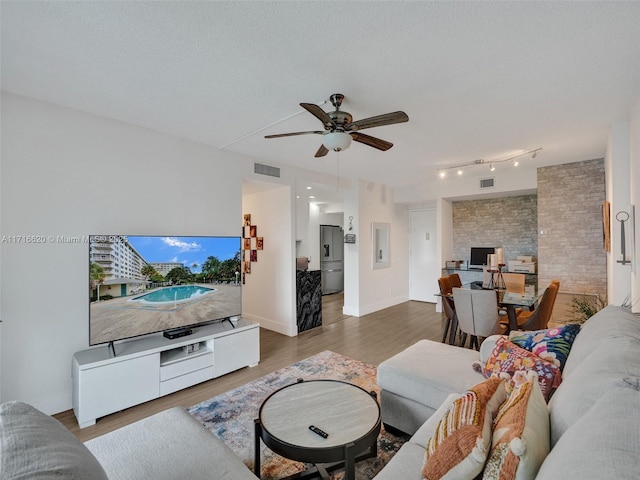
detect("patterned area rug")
[189,350,408,479]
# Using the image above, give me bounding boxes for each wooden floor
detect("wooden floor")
[55,296,445,442]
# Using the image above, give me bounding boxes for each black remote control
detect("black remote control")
[309,425,328,438]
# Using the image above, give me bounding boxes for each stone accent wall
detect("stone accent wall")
[452,195,538,265]
[537,159,606,294]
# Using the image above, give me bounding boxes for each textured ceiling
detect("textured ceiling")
[2,1,640,200]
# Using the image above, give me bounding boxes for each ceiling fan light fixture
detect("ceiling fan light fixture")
[323,131,352,152]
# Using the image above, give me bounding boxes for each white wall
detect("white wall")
[630,89,640,313]
[241,185,296,336]
[605,121,632,306]
[343,183,360,316]
[394,162,538,205]
[435,198,454,313]
[349,181,410,316]
[0,93,252,412]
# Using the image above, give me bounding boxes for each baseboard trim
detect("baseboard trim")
[242,313,297,337]
[343,295,410,317]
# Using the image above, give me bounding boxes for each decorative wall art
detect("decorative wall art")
[242,214,263,283]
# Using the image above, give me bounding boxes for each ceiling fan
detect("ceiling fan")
[265,93,409,157]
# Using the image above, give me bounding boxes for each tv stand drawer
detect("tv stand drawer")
[159,366,215,396]
[160,347,213,381]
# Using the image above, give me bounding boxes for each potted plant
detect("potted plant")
[570,293,607,323]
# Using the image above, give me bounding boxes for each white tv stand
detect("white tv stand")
[72,319,259,428]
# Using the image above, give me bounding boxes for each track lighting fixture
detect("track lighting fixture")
[437,148,542,178]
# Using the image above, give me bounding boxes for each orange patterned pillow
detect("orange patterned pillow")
[483,371,550,479]
[423,377,507,480]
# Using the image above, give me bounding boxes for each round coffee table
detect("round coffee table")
[254,379,381,480]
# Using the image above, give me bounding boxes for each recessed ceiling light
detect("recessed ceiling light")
[306,186,312,190]
[309,195,315,199]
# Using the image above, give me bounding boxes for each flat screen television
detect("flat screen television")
[469,247,495,269]
[89,235,242,346]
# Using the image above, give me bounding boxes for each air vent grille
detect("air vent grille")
[254,163,280,178]
[480,177,495,189]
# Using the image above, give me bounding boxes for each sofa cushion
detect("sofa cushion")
[423,377,507,480]
[483,371,549,480]
[547,335,640,445]
[0,401,108,480]
[371,441,428,480]
[509,324,580,371]
[483,336,562,400]
[561,305,640,378]
[85,407,256,480]
[410,393,461,450]
[537,379,640,480]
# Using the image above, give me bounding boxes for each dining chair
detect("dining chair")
[449,273,462,288]
[501,273,525,294]
[452,287,505,350]
[437,276,457,344]
[506,281,560,331]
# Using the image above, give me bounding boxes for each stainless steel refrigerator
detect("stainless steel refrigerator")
[320,225,344,295]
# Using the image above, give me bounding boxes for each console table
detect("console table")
[72,319,259,428]
[441,267,537,286]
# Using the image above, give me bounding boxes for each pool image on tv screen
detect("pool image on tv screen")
[89,235,242,346]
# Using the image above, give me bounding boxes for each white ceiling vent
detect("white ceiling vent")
[254,163,280,178]
[480,177,495,189]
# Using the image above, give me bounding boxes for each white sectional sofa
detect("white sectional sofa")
[375,305,640,479]
[0,402,257,480]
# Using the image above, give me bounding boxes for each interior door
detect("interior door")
[410,209,438,302]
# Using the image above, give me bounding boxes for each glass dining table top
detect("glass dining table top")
[495,286,544,307]
[462,282,545,308]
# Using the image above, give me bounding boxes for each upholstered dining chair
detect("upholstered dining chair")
[501,273,525,294]
[438,276,457,344]
[448,273,462,288]
[452,287,505,350]
[505,281,560,331]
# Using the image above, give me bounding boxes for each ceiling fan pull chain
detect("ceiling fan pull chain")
[336,152,341,191]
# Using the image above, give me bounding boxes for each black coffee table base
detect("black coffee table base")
[254,418,378,480]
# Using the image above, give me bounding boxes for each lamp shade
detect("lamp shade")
[322,131,352,152]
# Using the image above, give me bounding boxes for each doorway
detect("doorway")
[320,224,344,295]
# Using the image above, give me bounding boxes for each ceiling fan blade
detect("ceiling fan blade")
[314,144,329,157]
[347,111,409,131]
[351,132,393,151]
[265,131,323,139]
[300,103,337,129]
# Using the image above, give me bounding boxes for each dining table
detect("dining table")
[437,282,545,342]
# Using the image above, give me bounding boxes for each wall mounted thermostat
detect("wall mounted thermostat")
[344,234,356,244]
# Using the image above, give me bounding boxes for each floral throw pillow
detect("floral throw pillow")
[509,324,581,371]
[483,336,562,401]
